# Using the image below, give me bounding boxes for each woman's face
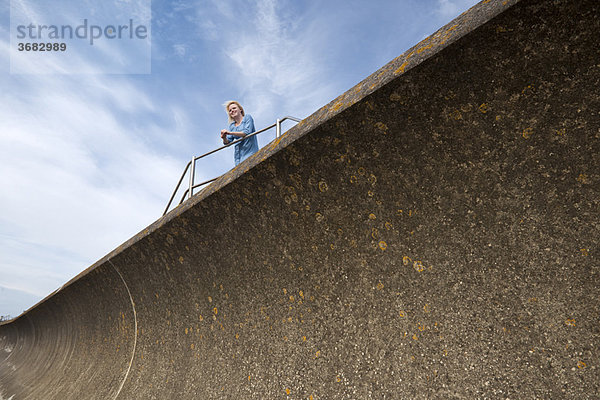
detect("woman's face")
[228,104,241,119]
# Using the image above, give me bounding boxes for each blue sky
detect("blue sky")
[0,0,479,318]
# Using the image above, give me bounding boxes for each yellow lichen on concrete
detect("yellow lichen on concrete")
[378,241,387,251]
[417,42,434,54]
[371,228,379,239]
[522,128,533,139]
[331,101,344,112]
[449,109,463,120]
[368,174,377,185]
[522,84,535,95]
[375,122,388,133]
[576,174,589,184]
[413,261,425,272]
[394,61,410,75]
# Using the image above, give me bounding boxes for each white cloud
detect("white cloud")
[173,43,187,57]
[0,286,41,318]
[197,19,217,41]
[436,0,478,19]
[437,0,460,18]
[209,0,234,20]
[0,34,183,304]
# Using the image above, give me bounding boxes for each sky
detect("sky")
[0,0,479,319]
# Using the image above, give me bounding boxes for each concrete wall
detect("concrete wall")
[1,0,599,398]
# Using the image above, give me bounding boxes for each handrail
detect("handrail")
[163,116,301,216]
[163,160,191,216]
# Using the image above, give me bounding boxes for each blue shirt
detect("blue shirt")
[226,114,258,166]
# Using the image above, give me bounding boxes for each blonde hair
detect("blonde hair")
[223,100,245,123]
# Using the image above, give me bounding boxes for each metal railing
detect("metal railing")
[163,116,302,216]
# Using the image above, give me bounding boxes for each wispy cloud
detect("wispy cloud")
[0,286,41,318]
[436,0,478,19]
[173,43,187,57]
[191,0,336,121]
[0,31,183,299]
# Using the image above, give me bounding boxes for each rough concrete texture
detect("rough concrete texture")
[1,0,599,398]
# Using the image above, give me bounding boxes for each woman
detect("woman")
[220,101,258,166]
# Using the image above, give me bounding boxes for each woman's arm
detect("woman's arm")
[224,115,256,138]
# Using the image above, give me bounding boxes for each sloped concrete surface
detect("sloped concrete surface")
[1,0,599,398]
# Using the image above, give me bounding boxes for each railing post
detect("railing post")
[276,118,281,138]
[188,156,195,199]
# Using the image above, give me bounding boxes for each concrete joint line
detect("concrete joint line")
[8,314,34,364]
[109,259,138,400]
